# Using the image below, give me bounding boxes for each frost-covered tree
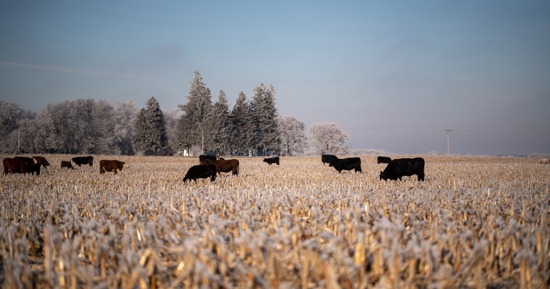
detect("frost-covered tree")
[21,99,115,154]
[230,92,254,156]
[113,101,137,155]
[89,99,115,154]
[251,83,280,156]
[0,101,20,140]
[207,90,231,154]
[309,123,349,155]
[278,116,307,156]
[133,97,168,155]
[177,71,212,153]
[0,101,35,153]
[163,108,181,155]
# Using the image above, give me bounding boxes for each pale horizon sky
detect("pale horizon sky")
[1,1,549,155]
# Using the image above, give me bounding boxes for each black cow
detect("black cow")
[61,161,75,170]
[377,156,392,164]
[199,155,217,165]
[329,157,362,173]
[322,154,338,165]
[263,156,280,165]
[99,160,125,174]
[72,156,93,167]
[3,157,41,175]
[380,157,425,181]
[183,164,217,182]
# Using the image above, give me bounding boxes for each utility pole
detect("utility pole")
[445,129,452,155]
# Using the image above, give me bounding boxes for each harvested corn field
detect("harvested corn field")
[1,155,549,288]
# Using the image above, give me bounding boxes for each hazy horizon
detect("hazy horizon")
[1,1,549,155]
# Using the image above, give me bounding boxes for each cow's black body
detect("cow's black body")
[263,156,280,165]
[380,157,425,181]
[72,156,94,166]
[329,157,362,173]
[183,164,217,182]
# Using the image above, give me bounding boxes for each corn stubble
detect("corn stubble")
[1,155,549,288]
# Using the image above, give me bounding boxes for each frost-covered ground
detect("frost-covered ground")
[1,155,549,288]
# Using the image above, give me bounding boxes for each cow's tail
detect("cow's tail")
[234,164,239,176]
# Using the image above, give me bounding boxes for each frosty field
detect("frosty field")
[1,155,549,288]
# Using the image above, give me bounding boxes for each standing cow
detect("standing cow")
[380,157,425,181]
[99,160,125,174]
[183,164,217,182]
[263,156,280,165]
[72,156,94,167]
[329,157,362,173]
[214,159,239,176]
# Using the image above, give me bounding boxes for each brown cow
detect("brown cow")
[3,157,41,175]
[99,159,125,174]
[214,159,239,176]
[33,156,50,168]
[61,161,75,170]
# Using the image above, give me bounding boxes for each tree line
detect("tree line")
[0,71,349,156]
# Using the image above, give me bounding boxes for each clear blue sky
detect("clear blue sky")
[1,1,549,155]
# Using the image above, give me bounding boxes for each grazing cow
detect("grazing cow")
[214,159,239,176]
[61,161,75,170]
[377,156,392,164]
[263,156,280,165]
[32,156,50,168]
[322,154,338,165]
[380,157,425,181]
[329,157,362,173]
[183,164,217,182]
[99,160,125,174]
[540,159,550,165]
[3,157,41,175]
[72,156,93,167]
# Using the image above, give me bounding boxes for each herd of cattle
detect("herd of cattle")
[3,154,425,182]
[182,154,425,182]
[2,156,125,175]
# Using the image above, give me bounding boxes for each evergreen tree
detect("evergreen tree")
[177,71,212,153]
[251,84,280,156]
[231,92,253,156]
[208,90,231,154]
[133,97,168,155]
